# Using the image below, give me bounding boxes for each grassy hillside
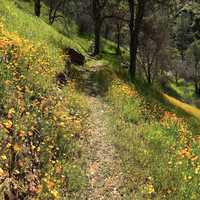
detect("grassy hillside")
[0,0,200,199]
[0,1,91,199]
[0,0,90,54]
[106,79,200,199]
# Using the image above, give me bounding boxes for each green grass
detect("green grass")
[170,80,195,99]
[106,79,200,199]
[0,0,90,56]
[0,1,125,198]
[0,0,91,198]
[166,79,200,109]
[1,0,200,199]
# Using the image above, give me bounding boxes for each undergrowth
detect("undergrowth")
[107,79,200,199]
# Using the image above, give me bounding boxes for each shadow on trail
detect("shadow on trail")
[69,63,115,97]
[67,53,130,98]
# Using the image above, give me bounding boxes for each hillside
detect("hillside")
[0,1,200,200]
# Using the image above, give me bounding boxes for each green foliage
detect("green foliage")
[174,11,194,58]
[187,39,200,63]
[174,1,200,58]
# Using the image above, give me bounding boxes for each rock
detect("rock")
[56,72,67,85]
[64,58,72,77]
[63,48,85,65]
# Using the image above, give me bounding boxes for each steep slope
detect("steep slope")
[0,1,91,199]
[0,1,200,200]
[106,79,200,199]
[0,0,88,54]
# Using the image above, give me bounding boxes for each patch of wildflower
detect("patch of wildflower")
[0,20,89,198]
[108,79,138,98]
[107,71,200,198]
[160,111,180,128]
[142,102,165,121]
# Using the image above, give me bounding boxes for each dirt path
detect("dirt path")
[72,63,124,199]
[78,62,124,199]
[85,96,123,200]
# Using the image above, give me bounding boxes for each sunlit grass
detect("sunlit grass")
[162,93,200,121]
[0,0,88,55]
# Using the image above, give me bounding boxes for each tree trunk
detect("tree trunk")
[175,71,178,85]
[116,24,121,55]
[92,0,102,56]
[129,0,136,81]
[195,81,199,94]
[198,85,200,96]
[129,33,138,81]
[34,0,41,17]
[49,0,65,25]
[93,21,102,56]
[49,0,54,24]
[128,0,146,81]
[49,10,56,25]
[194,80,200,96]
[194,62,200,95]
[194,81,200,96]
[104,24,110,39]
[147,65,152,84]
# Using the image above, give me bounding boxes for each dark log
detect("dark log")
[63,48,85,65]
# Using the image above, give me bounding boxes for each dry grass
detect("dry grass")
[162,93,200,121]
